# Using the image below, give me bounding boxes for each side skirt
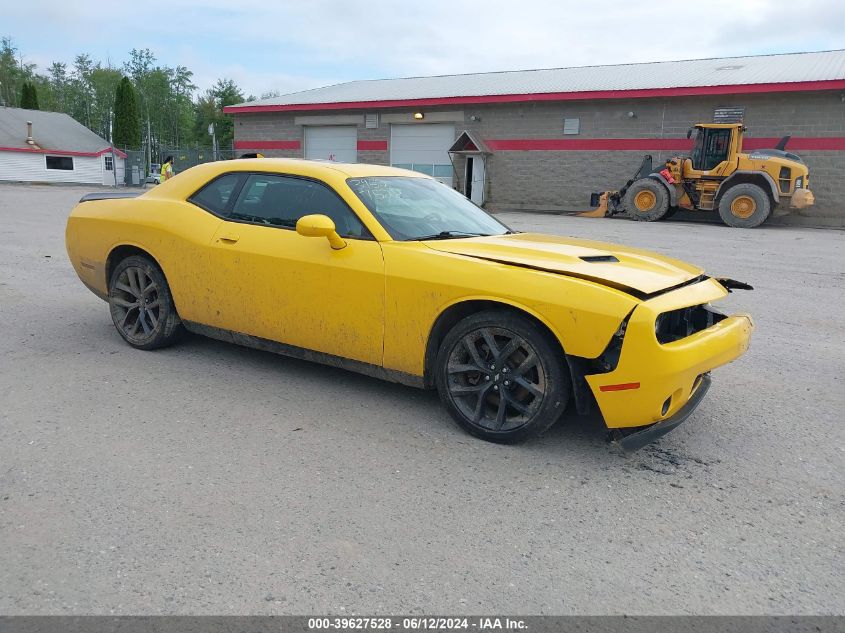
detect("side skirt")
[182,321,425,389]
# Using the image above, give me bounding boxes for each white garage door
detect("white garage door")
[304,126,357,163]
[390,124,455,186]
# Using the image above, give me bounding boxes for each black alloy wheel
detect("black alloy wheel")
[435,311,570,443]
[108,255,183,350]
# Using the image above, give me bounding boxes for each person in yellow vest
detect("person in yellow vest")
[160,156,174,182]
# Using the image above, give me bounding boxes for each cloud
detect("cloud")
[5,0,844,97]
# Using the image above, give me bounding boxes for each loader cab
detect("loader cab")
[686,124,743,175]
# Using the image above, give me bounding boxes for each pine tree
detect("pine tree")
[113,77,141,150]
[20,81,39,109]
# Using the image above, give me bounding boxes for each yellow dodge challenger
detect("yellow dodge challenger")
[66,159,753,449]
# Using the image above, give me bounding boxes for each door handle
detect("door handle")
[219,234,239,244]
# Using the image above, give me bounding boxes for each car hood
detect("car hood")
[424,232,704,296]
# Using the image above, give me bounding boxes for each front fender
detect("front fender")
[715,171,780,205]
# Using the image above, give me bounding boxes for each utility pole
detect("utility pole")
[147,118,152,173]
[209,123,217,161]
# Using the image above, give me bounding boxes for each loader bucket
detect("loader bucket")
[578,192,610,217]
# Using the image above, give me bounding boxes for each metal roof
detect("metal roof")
[0,106,114,153]
[229,50,845,111]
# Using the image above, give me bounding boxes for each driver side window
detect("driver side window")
[229,173,370,238]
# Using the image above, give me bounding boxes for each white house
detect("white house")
[0,106,126,186]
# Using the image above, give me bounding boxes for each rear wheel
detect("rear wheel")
[718,183,771,228]
[624,178,670,221]
[435,311,570,443]
[108,255,183,350]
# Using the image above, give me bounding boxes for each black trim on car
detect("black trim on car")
[182,321,423,388]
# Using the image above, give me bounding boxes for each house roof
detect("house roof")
[226,49,845,114]
[0,106,124,157]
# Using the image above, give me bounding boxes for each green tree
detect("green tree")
[88,66,124,140]
[192,79,244,152]
[46,61,71,111]
[0,37,36,107]
[212,78,244,150]
[113,77,141,150]
[20,81,39,109]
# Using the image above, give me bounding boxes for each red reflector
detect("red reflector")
[599,382,641,392]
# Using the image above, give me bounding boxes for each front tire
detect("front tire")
[718,183,771,228]
[435,311,570,443]
[108,255,183,350]
[624,178,670,221]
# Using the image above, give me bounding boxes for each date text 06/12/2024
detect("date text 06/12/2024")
[307,617,528,630]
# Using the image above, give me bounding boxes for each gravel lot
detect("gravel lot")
[0,183,843,615]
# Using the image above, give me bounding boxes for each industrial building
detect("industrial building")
[225,50,845,226]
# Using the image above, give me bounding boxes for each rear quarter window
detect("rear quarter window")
[188,173,243,216]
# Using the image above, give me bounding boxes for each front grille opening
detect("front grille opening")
[655,304,727,344]
[778,166,791,193]
[661,396,671,416]
[692,374,704,394]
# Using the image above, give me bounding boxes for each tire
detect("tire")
[434,310,570,443]
[108,255,183,350]
[624,178,670,221]
[718,183,771,228]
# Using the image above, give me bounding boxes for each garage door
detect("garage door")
[304,126,357,163]
[390,124,455,186]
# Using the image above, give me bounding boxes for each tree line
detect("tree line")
[0,37,269,157]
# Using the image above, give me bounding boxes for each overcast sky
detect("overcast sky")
[5,0,844,97]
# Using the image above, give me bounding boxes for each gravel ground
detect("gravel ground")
[0,183,843,615]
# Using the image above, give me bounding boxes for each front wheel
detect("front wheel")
[718,183,771,228]
[108,255,183,350]
[435,311,570,443]
[624,178,670,221]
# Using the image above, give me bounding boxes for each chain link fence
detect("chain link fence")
[116,146,239,187]
[161,147,239,175]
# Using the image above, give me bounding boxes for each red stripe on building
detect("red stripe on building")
[746,137,845,150]
[223,80,845,114]
[486,138,693,151]
[485,137,845,151]
[233,140,301,150]
[0,145,127,158]
[357,140,388,151]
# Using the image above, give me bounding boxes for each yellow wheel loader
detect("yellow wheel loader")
[584,123,814,228]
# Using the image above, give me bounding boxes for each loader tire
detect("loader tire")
[718,183,771,228]
[624,179,670,222]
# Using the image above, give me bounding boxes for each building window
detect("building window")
[563,118,580,135]
[46,155,74,170]
[104,155,114,171]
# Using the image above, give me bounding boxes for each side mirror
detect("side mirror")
[686,128,693,139]
[296,214,346,250]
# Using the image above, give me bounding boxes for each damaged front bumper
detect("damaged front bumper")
[585,277,753,446]
[611,374,711,451]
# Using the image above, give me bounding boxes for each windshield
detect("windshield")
[346,176,510,240]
